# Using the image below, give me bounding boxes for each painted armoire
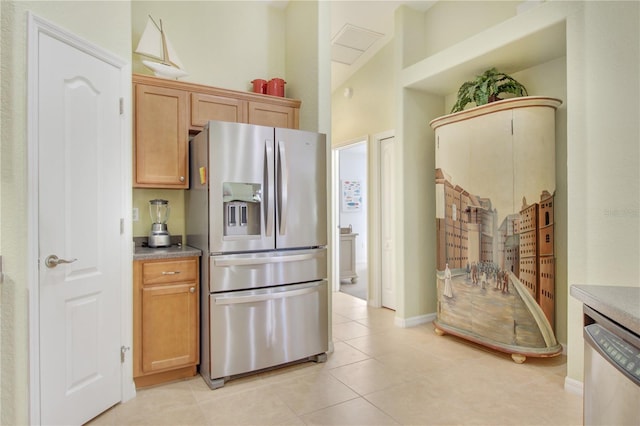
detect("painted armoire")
[430,96,563,363]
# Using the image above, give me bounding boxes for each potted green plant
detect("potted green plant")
[450,67,528,113]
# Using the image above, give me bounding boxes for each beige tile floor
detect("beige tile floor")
[90,292,582,425]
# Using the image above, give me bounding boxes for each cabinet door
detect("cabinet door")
[140,281,198,373]
[190,92,247,129]
[248,101,298,129]
[134,84,189,188]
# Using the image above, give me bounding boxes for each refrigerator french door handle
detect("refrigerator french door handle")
[213,251,321,267]
[213,284,320,305]
[278,140,288,236]
[265,139,274,237]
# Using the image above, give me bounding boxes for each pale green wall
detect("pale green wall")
[564,0,639,384]
[0,2,131,424]
[131,1,286,92]
[285,0,319,131]
[394,0,639,387]
[130,1,330,242]
[2,1,329,422]
[132,189,186,240]
[422,0,519,58]
[130,1,287,241]
[332,41,395,144]
[333,1,638,388]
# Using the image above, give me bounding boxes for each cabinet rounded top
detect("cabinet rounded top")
[430,96,563,130]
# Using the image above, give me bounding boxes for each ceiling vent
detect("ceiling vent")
[331,24,384,65]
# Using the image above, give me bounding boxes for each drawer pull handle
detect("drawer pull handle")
[189,287,196,293]
[161,271,181,275]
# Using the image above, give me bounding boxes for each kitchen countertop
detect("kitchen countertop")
[133,244,202,261]
[571,285,640,335]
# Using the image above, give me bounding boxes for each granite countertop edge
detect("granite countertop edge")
[571,284,640,335]
[133,245,202,261]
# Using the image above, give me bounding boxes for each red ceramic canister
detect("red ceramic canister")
[266,78,286,97]
[251,79,267,94]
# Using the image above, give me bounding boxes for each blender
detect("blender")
[148,199,171,247]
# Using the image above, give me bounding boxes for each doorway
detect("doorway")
[336,141,368,301]
[379,134,396,310]
[27,13,134,425]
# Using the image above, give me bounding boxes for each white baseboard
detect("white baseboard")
[564,376,583,396]
[395,312,436,328]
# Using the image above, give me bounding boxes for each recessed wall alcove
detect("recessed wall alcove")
[394,1,571,345]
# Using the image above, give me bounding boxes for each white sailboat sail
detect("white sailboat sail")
[135,16,188,79]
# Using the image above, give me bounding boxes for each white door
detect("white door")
[380,136,396,310]
[36,26,123,425]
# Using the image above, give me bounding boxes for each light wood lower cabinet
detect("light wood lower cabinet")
[133,256,199,387]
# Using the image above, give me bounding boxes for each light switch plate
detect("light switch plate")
[132,208,139,221]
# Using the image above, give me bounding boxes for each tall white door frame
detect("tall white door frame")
[27,13,135,424]
[370,130,395,308]
[331,131,394,308]
[330,136,368,295]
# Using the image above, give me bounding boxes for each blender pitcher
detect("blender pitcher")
[148,199,171,247]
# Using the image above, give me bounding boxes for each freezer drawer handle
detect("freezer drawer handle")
[213,252,320,267]
[214,285,319,305]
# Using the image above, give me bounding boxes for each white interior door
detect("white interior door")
[380,136,396,310]
[36,23,124,425]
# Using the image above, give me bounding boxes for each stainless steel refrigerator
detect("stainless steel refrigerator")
[186,120,328,389]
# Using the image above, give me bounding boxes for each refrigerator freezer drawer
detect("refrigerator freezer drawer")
[209,248,327,292]
[209,280,328,380]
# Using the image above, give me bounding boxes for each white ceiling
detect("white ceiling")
[330,1,436,91]
[265,0,436,92]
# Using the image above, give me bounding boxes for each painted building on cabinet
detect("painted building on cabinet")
[435,168,556,325]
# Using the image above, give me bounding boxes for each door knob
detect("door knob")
[189,287,196,293]
[45,255,77,269]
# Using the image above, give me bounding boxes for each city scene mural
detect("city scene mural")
[430,98,563,360]
[435,168,555,351]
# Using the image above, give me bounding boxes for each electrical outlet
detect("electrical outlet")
[132,208,139,222]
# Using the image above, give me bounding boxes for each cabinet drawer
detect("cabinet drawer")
[142,258,197,285]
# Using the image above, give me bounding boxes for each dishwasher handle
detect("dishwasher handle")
[213,283,321,305]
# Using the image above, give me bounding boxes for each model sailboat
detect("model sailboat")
[135,15,188,79]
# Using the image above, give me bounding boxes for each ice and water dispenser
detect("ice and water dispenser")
[223,182,261,237]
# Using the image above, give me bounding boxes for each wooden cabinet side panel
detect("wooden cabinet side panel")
[133,261,143,378]
[134,84,188,188]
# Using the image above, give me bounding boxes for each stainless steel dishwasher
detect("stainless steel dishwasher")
[583,304,640,425]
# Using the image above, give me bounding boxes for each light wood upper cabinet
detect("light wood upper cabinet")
[248,101,298,129]
[191,92,247,128]
[133,74,301,188]
[133,257,199,387]
[134,83,189,189]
